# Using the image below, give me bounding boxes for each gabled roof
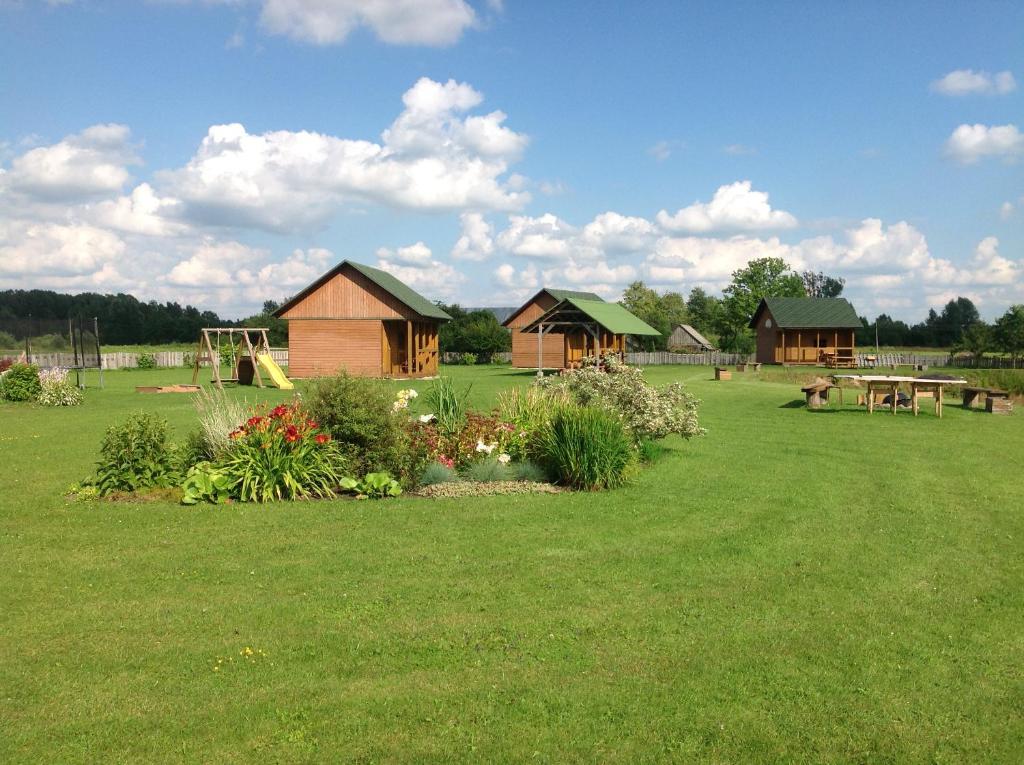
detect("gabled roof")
[671,324,716,350]
[273,260,451,321]
[502,287,603,327]
[522,297,661,336]
[749,297,860,329]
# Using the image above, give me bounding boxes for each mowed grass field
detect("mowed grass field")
[1,365,1022,763]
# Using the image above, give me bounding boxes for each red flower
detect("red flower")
[315,433,330,444]
[246,415,263,428]
[285,424,300,443]
[270,404,289,419]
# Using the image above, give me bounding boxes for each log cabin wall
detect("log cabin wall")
[288,319,382,377]
[279,268,409,320]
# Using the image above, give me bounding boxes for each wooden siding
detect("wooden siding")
[280,265,413,320]
[288,319,382,378]
[754,312,857,365]
[509,292,568,368]
[754,310,777,364]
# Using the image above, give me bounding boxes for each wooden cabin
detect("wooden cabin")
[667,324,716,352]
[273,260,451,378]
[503,288,603,369]
[749,297,861,367]
[520,297,661,369]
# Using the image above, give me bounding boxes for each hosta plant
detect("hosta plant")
[340,472,403,499]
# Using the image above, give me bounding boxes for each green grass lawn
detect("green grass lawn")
[2,365,1022,763]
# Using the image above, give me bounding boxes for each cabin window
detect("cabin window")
[764,318,772,329]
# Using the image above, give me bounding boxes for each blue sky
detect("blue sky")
[1,0,1022,320]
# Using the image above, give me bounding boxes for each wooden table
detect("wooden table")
[832,375,968,417]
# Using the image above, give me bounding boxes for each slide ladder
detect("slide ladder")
[255,352,294,390]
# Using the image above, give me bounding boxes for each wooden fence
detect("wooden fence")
[26,349,289,370]
[625,351,753,366]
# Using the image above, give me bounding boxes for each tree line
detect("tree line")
[617,258,1024,361]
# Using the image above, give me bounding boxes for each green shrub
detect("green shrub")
[219,342,237,368]
[463,457,514,483]
[419,461,458,486]
[511,459,549,482]
[498,385,570,460]
[538,405,635,491]
[539,356,705,443]
[181,462,233,505]
[0,331,17,350]
[177,428,213,472]
[136,352,157,369]
[37,368,83,407]
[306,373,421,485]
[0,363,41,402]
[215,402,347,502]
[91,412,179,495]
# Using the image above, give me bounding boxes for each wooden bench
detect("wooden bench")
[962,386,1009,409]
[715,367,731,381]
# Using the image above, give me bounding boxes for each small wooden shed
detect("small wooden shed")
[667,324,716,352]
[749,297,861,366]
[273,260,451,378]
[503,288,603,369]
[520,297,661,369]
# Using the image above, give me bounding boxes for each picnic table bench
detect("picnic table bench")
[801,381,842,409]
[962,386,1010,409]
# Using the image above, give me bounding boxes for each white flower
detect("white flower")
[392,400,408,412]
[419,414,435,423]
[497,453,511,464]
[406,389,418,399]
[476,440,496,454]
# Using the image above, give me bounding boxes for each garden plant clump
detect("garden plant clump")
[88,412,180,495]
[37,368,83,407]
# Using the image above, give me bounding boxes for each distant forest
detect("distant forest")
[0,290,283,345]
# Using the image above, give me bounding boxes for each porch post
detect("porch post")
[537,323,544,378]
[406,320,413,376]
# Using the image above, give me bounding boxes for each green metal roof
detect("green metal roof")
[524,297,661,336]
[750,297,861,329]
[545,288,603,302]
[274,260,451,321]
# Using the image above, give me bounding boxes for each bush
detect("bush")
[408,412,517,468]
[537,405,635,490]
[216,402,346,502]
[463,457,514,483]
[0,363,41,402]
[424,376,471,437]
[306,372,421,485]
[136,352,157,369]
[37,368,83,407]
[498,386,570,460]
[193,386,249,460]
[511,459,549,482]
[91,413,179,495]
[539,356,704,443]
[419,461,458,486]
[0,331,17,351]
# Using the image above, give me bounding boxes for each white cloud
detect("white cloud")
[496,213,577,258]
[450,212,494,261]
[2,124,138,201]
[1000,201,1015,220]
[376,251,465,300]
[0,220,126,278]
[166,239,269,288]
[797,218,932,271]
[656,181,798,233]
[945,124,1024,164]
[89,183,188,237]
[723,144,756,156]
[580,211,656,256]
[647,140,675,162]
[259,0,475,46]
[160,78,529,231]
[931,69,1017,96]
[376,240,433,266]
[644,234,795,286]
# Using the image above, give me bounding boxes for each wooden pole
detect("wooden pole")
[537,324,544,377]
[406,320,413,377]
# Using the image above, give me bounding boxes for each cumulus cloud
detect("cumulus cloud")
[376,243,465,299]
[931,69,1017,96]
[496,213,577,258]
[0,220,126,278]
[1,123,138,201]
[450,212,494,261]
[89,183,188,237]
[945,123,1024,164]
[259,0,475,46]
[160,78,529,231]
[655,181,798,233]
[376,240,433,266]
[580,211,656,256]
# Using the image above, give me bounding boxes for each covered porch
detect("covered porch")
[382,319,440,377]
[775,328,856,367]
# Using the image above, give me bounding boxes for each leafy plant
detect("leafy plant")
[181,462,233,505]
[90,412,179,495]
[419,461,458,486]
[217,402,347,502]
[537,405,635,491]
[136,352,157,370]
[37,367,83,407]
[424,376,472,437]
[0,363,41,402]
[340,472,403,499]
[511,459,549,483]
[306,372,421,485]
[498,385,570,460]
[193,386,250,460]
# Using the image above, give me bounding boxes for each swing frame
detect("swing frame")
[191,328,273,389]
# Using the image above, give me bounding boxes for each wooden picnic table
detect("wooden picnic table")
[832,375,968,417]
[962,386,1010,409]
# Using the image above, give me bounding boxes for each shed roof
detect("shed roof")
[502,287,603,327]
[522,297,661,336]
[273,260,451,321]
[672,324,716,349]
[749,297,861,329]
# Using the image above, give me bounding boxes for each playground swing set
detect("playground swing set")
[191,328,293,390]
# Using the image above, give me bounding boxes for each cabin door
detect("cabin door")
[381,321,406,376]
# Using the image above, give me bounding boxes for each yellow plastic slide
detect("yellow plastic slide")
[256,352,294,389]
